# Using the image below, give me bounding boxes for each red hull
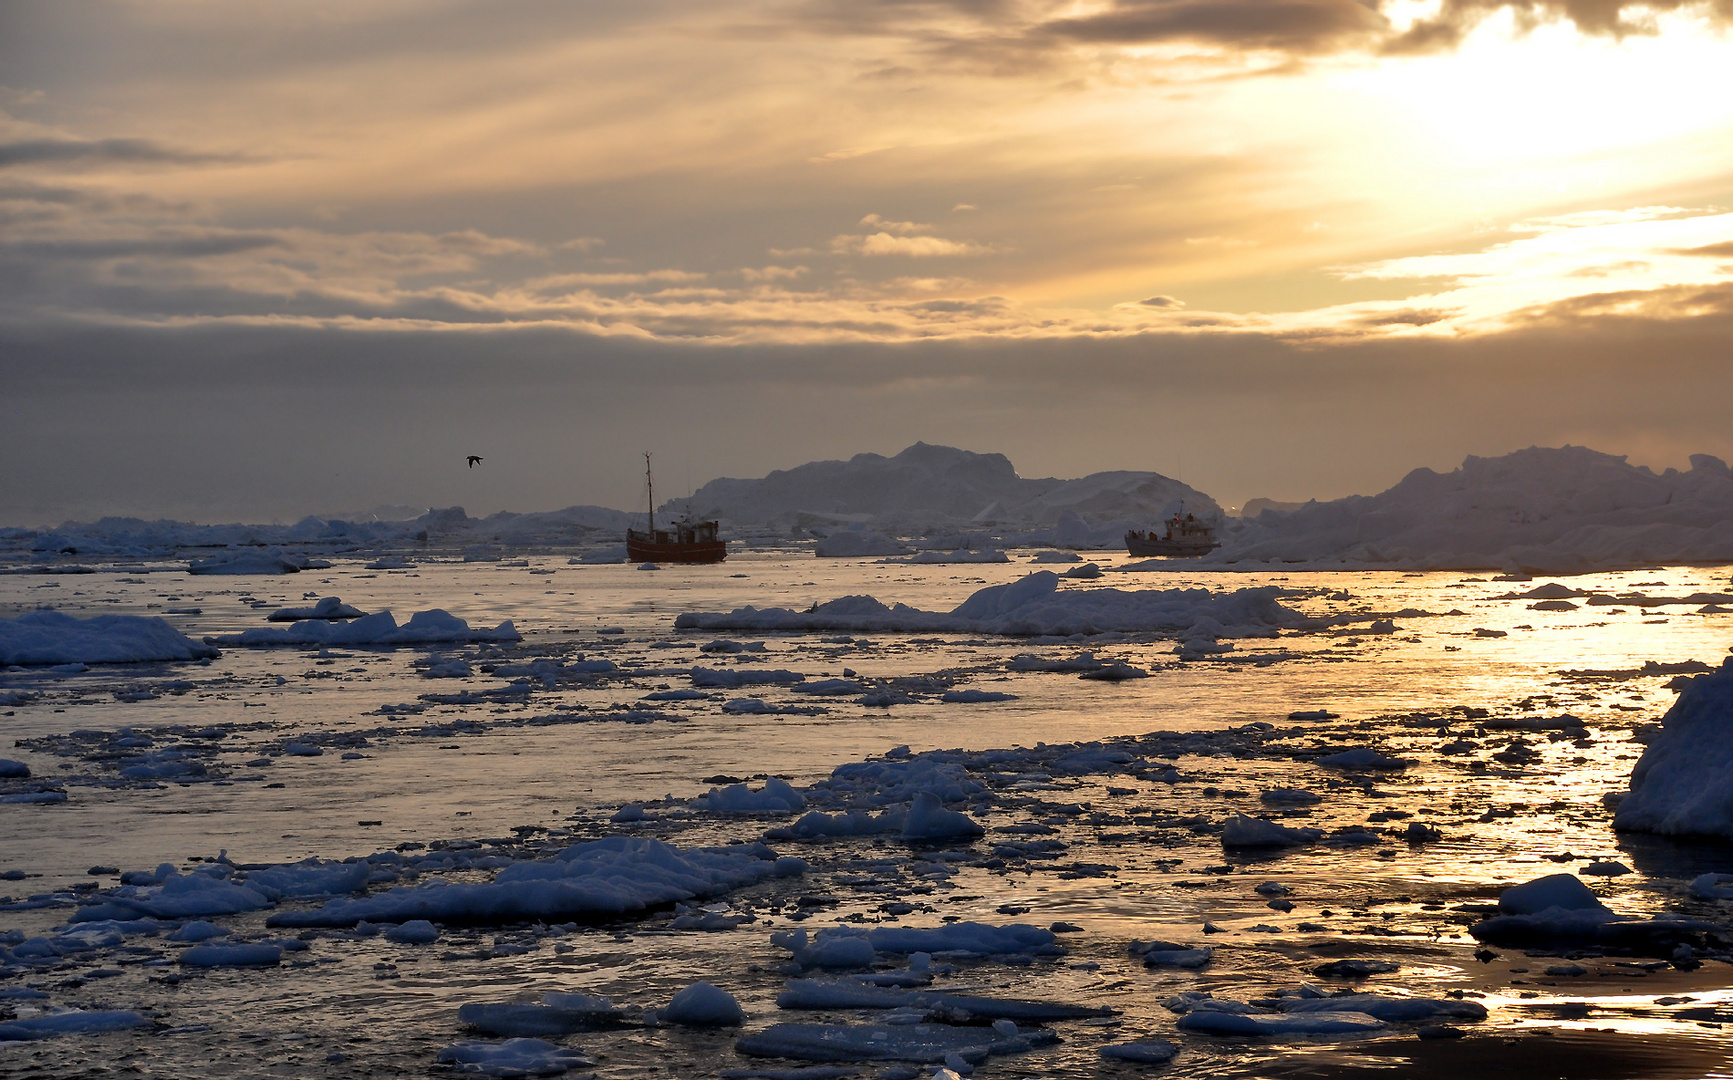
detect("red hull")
[625,535,726,564]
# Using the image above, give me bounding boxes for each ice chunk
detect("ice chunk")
[1220,815,1321,848]
[0,1010,151,1040]
[691,667,806,688]
[433,1038,593,1076]
[1280,995,1486,1022]
[1130,941,1212,968]
[663,981,745,1026]
[887,549,1009,564]
[72,871,271,922]
[385,919,440,944]
[735,1022,1057,1064]
[700,777,806,814]
[267,597,365,621]
[458,998,631,1037]
[167,920,229,942]
[939,689,1017,703]
[1469,873,1713,949]
[1498,873,1605,916]
[1099,1041,1178,1063]
[1260,787,1320,804]
[187,550,306,575]
[1315,748,1406,770]
[775,978,1110,1021]
[0,610,219,666]
[901,792,984,841]
[0,760,30,779]
[179,942,283,966]
[1176,1010,1385,1036]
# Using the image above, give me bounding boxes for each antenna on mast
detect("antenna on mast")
[643,452,655,535]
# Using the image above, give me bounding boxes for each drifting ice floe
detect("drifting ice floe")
[775,977,1110,1021]
[734,1021,1058,1064]
[187,549,328,575]
[267,837,802,927]
[0,610,219,666]
[1468,873,1713,951]
[207,609,519,647]
[434,1038,593,1077]
[0,1009,152,1041]
[676,571,1309,638]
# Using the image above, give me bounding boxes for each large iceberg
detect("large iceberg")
[1615,657,1733,839]
[0,610,220,666]
[676,571,1310,637]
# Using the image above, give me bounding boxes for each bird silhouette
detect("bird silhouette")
[467,455,483,468]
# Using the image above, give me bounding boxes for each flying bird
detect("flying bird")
[467,455,483,468]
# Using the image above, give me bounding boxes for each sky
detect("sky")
[3,0,1733,524]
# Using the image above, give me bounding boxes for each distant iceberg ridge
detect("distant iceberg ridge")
[4,444,1732,574]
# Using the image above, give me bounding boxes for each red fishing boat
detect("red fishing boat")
[625,453,726,564]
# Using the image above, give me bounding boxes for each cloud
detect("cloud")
[1356,308,1451,326]
[1673,241,1733,258]
[1037,0,1390,54]
[830,232,993,257]
[859,213,930,234]
[740,265,809,282]
[0,137,242,168]
[1138,295,1184,307]
[808,145,893,164]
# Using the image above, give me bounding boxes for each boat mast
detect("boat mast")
[643,452,655,535]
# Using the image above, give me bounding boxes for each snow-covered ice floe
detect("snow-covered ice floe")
[207,609,519,647]
[1614,656,1733,839]
[187,549,327,575]
[0,610,220,666]
[267,837,802,927]
[675,571,1310,638]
